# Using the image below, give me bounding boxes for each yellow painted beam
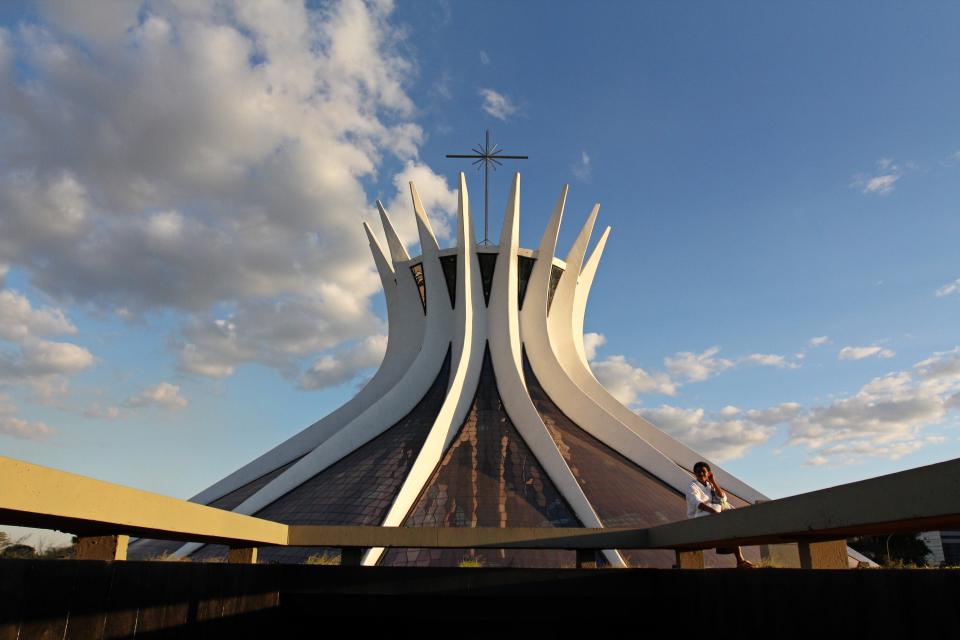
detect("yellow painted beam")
[0,456,287,547]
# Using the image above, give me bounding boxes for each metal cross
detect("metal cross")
[447,130,528,245]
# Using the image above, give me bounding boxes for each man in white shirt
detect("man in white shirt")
[686,461,755,568]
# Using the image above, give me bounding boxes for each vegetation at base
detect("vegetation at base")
[849,533,932,567]
[146,552,193,562]
[458,554,484,568]
[0,531,75,560]
[306,551,341,565]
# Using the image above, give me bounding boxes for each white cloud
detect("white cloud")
[479,50,490,65]
[0,0,436,384]
[299,335,387,390]
[786,348,960,465]
[0,289,76,342]
[863,174,899,195]
[838,345,895,360]
[665,346,734,383]
[125,382,187,410]
[176,292,382,380]
[808,336,830,348]
[851,158,904,196]
[625,345,960,467]
[591,355,676,405]
[0,394,54,441]
[590,343,799,405]
[83,403,120,420]
[478,88,517,121]
[583,332,606,361]
[638,405,776,462]
[935,278,960,298]
[572,150,591,182]
[741,353,799,369]
[380,161,458,253]
[0,286,94,401]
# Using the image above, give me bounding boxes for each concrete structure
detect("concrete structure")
[126,174,841,567]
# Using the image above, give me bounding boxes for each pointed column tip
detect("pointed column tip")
[375,199,411,262]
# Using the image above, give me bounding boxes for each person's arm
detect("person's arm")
[690,483,720,515]
[708,472,727,502]
[697,501,720,515]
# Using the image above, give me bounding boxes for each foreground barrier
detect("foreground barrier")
[3,455,959,569]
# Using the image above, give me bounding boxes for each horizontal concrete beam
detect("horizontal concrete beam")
[288,525,646,549]
[3,455,958,554]
[645,457,960,550]
[0,456,288,547]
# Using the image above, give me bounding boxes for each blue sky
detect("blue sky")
[1,1,959,544]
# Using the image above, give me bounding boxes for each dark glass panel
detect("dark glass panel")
[126,538,186,560]
[438,254,457,309]
[546,264,564,314]
[207,457,302,511]
[190,348,452,564]
[410,262,426,314]
[381,345,579,568]
[524,352,760,568]
[524,352,681,567]
[477,253,497,306]
[128,456,305,559]
[517,255,536,310]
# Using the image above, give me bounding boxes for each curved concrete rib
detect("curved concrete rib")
[174,185,453,558]
[571,227,609,370]
[488,175,625,568]
[520,197,698,498]
[364,173,487,566]
[189,206,426,507]
[377,200,410,262]
[558,223,764,502]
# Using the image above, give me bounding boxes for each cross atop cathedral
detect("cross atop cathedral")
[447,130,528,245]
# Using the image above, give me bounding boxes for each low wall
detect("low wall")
[2,560,957,636]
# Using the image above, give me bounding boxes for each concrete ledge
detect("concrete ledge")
[0,456,287,547]
[645,456,960,550]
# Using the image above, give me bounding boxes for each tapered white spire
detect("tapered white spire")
[376,200,410,263]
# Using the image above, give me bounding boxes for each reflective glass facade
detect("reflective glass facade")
[546,264,564,313]
[127,458,303,559]
[439,254,457,308]
[410,262,426,313]
[523,354,758,568]
[190,348,451,563]
[381,346,579,567]
[517,255,536,309]
[477,253,497,306]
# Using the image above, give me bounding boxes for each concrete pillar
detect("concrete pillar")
[798,540,847,569]
[75,535,128,561]
[227,546,258,564]
[675,550,705,569]
[576,549,598,569]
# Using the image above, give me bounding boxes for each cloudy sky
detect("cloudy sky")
[1,1,959,543]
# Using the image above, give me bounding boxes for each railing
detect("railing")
[3,455,959,569]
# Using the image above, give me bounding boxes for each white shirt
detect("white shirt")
[686,480,721,519]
